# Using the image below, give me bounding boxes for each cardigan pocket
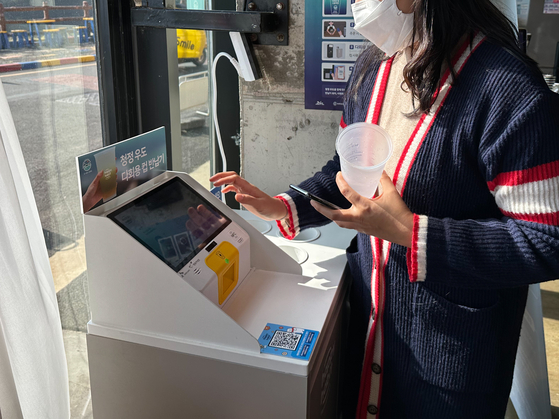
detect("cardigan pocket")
[410,284,501,393]
[346,235,361,277]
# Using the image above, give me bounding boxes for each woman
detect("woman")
[211,0,559,417]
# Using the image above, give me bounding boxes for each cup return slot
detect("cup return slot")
[278,245,309,264]
[247,219,272,234]
[276,227,321,243]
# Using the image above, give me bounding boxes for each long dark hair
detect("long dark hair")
[348,0,538,115]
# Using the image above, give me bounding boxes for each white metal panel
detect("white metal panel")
[85,214,260,354]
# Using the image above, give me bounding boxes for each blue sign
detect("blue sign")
[305,0,365,110]
[258,323,319,361]
[76,127,167,212]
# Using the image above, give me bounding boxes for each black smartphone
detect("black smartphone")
[289,184,342,210]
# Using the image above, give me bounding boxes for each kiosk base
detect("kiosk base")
[83,174,356,419]
[87,288,346,419]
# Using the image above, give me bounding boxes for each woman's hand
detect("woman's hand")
[82,170,104,212]
[210,172,288,221]
[310,171,414,248]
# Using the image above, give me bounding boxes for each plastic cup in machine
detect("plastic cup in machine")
[278,245,309,265]
[94,147,117,202]
[335,122,393,198]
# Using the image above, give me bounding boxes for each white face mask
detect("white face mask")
[351,0,414,57]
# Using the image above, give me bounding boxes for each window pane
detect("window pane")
[1,4,100,417]
[176,25,211,189]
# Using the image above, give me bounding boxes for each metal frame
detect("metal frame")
[96,0,288,180]
[95,0,139,146]
[131,0,289,45]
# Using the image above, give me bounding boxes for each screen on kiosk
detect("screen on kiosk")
[108,177,231,272]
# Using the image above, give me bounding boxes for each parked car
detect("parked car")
[177,29,207,67]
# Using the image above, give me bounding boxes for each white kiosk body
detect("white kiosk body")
[85,172,355,419]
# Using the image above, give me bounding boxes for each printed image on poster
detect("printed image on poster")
[323,0,357,16]
[322,63,352,82]
[323,20,346,38]
[322,42,366,61]
[323,42,346,59]
[323,20,362,39]
[323,0,347,15]
[76,127,167,213]
[544,0,559,14]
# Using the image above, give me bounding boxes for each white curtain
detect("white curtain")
[0,80,70,418]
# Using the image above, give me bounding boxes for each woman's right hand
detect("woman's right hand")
[210,172,288,221]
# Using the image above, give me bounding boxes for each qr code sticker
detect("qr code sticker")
[268,330,302,351]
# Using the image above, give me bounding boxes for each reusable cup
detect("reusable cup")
[94,147,117,202]
[335,122,393,198]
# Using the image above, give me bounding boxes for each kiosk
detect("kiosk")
[85,171,355,419]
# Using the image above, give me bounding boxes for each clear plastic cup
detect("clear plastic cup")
[335,122,392,198]
[94,147,117,203]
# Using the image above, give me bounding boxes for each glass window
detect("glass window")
[177,28,210,189]
[1,2,100,417]
[175,0,211,189]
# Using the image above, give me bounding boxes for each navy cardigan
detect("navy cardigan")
[277,39,559,418]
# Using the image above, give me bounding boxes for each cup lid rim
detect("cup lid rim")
[335,122,393,170]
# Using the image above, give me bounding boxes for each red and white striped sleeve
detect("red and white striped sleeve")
[275,193,300,240]
[487,161,559,226]
[405,90,559,289]
[407,214,429,283]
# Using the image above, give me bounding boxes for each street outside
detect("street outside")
[2,43,210,286]
[1,40,211,419]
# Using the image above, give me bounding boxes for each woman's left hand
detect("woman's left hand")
[310,172,414,248]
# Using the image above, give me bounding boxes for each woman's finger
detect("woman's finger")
[235,194,260,207]
[212,174,264,198]
[335,172,365,205]
[209,171,238,182]
[310,200,350,221]
[211,174,242,187]
[374,171,396,199]
[222,184,241,194]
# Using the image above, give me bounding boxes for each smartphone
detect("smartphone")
[335,65,345,80]
[289,185,342,210]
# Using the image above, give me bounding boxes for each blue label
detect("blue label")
[211,186,222,200]
[258,323,319,361]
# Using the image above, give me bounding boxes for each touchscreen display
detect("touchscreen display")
[108,177,231,272]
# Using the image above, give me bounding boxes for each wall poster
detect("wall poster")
[305,0,365,110]
[543,0,559,13]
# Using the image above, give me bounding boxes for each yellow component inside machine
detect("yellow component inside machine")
[205,241,239,305]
